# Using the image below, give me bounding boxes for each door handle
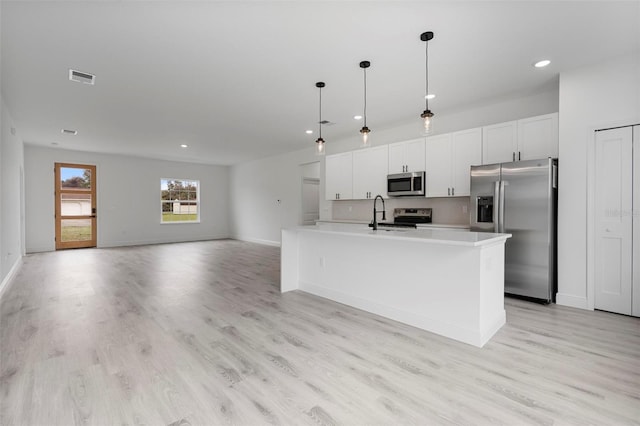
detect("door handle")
[512,152,515,162]
[452,188,455,196]
[499,181,506,233]
[447,188,450,196]
[493,181,500,233]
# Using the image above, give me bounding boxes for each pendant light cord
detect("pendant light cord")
[318,86,322,139]
[363,67,368,128]
[425,37,429,111]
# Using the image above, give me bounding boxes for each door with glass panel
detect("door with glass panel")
[55,163,97,249]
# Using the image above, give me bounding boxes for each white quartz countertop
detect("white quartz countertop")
[317,220,470,230]
[292,222,510,247]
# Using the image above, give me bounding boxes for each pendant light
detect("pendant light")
[315,82,326,155]
[359,60,371,148]
[420,31,434,135]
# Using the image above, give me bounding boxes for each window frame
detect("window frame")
[160,177,201,224]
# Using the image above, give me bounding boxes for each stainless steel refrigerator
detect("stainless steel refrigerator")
[470,158,558,303]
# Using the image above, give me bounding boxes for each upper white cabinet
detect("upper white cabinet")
[482,113,558,164]
[425,128,482,197]
[482,121,518,164]
[323,113,558,202]
[452,128,483,196]
[353,146,389,199]
[325,152,353,200]
[425,134,452,197]
[388,138,426,174]
[518,113,559,160]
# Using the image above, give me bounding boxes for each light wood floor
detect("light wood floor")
[1,240,639,426]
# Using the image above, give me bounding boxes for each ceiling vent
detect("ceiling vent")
[69,69,95,85]
[61,129,78,135]
[319,120,334,126]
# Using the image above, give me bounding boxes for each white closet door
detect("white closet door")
[633,126,640,317]
[595,127,633,315]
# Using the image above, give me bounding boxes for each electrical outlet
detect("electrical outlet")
[348,205,352,212]
[319,257,325,268]
[462,204,468,214]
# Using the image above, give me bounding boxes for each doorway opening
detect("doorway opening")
[300,162,320,226]
[54,163,97,249]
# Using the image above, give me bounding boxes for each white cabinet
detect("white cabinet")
[518,113,559,160]
[452,128,483,196]
[353,146,388,199]
[482,121,518,164]
[425,128,482,197]
[482,113,558,164]
[388,138,425,174]
[425,134,452,197]
[325,152,353,200]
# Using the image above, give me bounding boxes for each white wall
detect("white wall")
[557,52,640,309]
[230,85,559,245]
[0,96,25,293]
[25,146,230,252]
[230,148,322,246]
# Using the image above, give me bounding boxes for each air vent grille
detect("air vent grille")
[69,69,95,85]
[61,129,78,135]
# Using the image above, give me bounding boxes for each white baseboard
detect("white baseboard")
[556,293,590,310]
[26,245,54,254]
[0,257,23,299]
[99,234,230,248]
[233,236,281,247]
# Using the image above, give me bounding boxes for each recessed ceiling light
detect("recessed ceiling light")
[305,130,313,134]
[61,129,77,135]
[180,144,188,148]
[534,60,551,68]
[353,115,363,120]
[425,94,436,100]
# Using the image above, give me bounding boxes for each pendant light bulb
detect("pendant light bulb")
[359,61,371,148]
[360,126,370,147]
[421,110,434,135]
[419,32,435,136]
[315,82,326,156]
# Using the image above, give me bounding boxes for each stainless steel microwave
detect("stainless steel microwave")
[387,172,425,196]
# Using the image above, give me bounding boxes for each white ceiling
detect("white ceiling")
[2,1,639,165]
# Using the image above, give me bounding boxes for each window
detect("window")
[161,178,200,223]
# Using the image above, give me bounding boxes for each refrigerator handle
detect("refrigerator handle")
[499,181,506,233]
[493,181,500,233]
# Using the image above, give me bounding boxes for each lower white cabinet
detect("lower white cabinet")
[325,152,353,200]
[353,146,388,199]
[425,128,482,197]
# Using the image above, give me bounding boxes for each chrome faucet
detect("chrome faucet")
[371,195,386,231]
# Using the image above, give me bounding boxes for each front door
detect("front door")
[54,163,97,249]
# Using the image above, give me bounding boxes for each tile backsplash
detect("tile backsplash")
[332,196,470,225]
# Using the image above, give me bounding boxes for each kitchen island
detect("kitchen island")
[281,223,511,347]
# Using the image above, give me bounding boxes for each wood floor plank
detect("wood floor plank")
[1,239,639,425]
